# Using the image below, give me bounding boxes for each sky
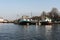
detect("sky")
[0,0,60,20]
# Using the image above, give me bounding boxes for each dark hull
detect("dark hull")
[19,21,31,25]
[19,21,36,25]
[40,21,52,25]
[31,22,36,25]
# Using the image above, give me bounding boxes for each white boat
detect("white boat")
[40,17,52,25]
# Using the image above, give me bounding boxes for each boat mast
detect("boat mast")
[31,12,32,18]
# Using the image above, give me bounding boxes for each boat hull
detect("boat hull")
[40,21,52,25]
[19,21,31,25]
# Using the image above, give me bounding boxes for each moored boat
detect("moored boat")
[40,17,52,25]
[19,18,31,25]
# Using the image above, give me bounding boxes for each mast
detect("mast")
[31,12,32,18]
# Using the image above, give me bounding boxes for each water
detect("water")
[0,23,60,40]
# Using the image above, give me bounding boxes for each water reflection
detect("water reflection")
[0,23,60,40]
[45,25,52,40]
[51,24,60,40]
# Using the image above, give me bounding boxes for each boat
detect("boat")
[14,15,37,25]
[19,18,31,25]
[40,17,52,25]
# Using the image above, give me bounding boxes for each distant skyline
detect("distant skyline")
[0,0,60,20]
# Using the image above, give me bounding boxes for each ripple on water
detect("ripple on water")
[0,24,59,40]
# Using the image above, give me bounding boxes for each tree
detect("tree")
[48,8,59,22]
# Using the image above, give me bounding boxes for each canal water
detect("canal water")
[0,23,60,40]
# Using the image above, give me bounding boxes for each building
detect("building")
[0,17,8,23]
[0,17,4,22]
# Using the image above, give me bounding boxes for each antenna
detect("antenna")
[31,12,32,18]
